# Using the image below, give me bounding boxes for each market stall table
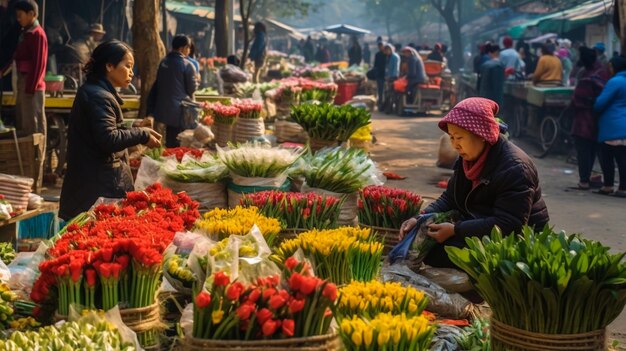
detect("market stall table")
[0,202,58,245]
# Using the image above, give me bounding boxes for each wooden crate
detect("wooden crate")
[0,133,44,192]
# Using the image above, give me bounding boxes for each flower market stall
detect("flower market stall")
[0,57,625,351]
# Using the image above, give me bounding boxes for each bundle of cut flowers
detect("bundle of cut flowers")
[217,142,304,179]
[211,103,240,125]
[339,313,435,351]
[234,82,280,98]
[336,280,427,320]
[358,186,423,229]
[274,227,383,284]
[299,81,337,104]
[233,99,263,119]
[0,315,137,350]
[162,147,205,162]
[413,211,461,264]
[204,57,227,69]
[0,194,13,221]
[163,153,228,183]
[192,257,337,340]
[290,103,370,142]
[300,147,383,194]
[195,206,281,246]
[31,184,200,346]
[446,226,626,335]
[241,191,342,230]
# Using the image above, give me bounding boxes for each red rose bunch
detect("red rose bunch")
[233,99,263,119]
[241,191,342,230]
[211,102,240,125]
[192,258,336,340]
[162,147,205,162]
[358,186,424,229]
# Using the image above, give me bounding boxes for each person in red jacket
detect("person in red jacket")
[12,0,47,137]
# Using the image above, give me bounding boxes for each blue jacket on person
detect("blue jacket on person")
[385,52,400,79]
[249,32,267,62]
[593,71,626,142]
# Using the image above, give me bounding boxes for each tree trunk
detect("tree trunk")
[617,0,626,56]
[215,0,228,57]
[442,11,463,72]
[239,0,252,69]
[132,0,166,118]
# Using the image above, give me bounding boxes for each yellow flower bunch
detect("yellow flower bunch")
[339,313,435,351]
[196,206,281,245]
[209,236,259,259]
[166,254,195,286]
[274,227,382,284]
[337,280,428,319]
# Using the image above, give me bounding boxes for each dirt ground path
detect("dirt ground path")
[368,111,626,335]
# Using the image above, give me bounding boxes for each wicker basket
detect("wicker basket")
[183,332,340,351]
[490,318,606,351]
[277,228,309,243]
[214,122,234,147]
[120,303,163,349]
[308,138,340,152]
[360,224,400,255]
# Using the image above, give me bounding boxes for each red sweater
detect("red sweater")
[14,23,48,94]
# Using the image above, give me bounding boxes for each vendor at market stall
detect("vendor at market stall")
[399,97,549,268]
[59,40,162,220]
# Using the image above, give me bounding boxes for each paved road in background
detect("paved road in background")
[368,111,626,335]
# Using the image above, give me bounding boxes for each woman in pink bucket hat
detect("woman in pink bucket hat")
[400,97,549,268]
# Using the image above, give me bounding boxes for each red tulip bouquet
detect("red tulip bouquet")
[192,257,337,340]
[358,186,424,229]
[212,103,241,125]
[241,191,343,230]
[31,184,200,347]
[233,99,263,119]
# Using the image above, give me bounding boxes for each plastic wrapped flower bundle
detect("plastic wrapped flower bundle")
[191,257,337,340]
[233,99,263,119]
[162,152,228,183]
[31,184,200,347]
[0,316,137,351]
[336,281,428,319]
[162,147,205,162]
[211,102,241,125]
[217,142,304,179]
[274,227,383,284]
[241,191,343,230]
[290,103,370,142]
[358,186,424,230]
[301,147,384,194]
[339,313,435,351]
[195,206,281,246]
[300,80,337,104]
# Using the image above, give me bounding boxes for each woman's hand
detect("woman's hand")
[426,222,455,243]
[399,218,418,240]
[144,128,162,148]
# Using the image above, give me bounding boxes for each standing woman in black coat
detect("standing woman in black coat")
[59,40,161,220]
[399,97,550,268]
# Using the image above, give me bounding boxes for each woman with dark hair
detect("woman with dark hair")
[593,56,626,198]
[569,47,610,190]
[60,40,161,220]
[249,22,267,83]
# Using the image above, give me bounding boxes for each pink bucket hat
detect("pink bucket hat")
[438,97,500,145]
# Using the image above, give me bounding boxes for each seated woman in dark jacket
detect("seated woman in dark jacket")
[59,40,162,220]
[400,97,549,268]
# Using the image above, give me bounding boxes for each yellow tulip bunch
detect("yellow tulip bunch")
[274,227,382,284]
[339,313,435,351]
[337,281,428,319]
[196,206,281,246]
[166,254,195,287]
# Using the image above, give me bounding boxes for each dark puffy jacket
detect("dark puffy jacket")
[147,52,197,127]
[425,136,549,238]
[59,78,150,220]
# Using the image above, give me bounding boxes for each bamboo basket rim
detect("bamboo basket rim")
[491,318,606,351]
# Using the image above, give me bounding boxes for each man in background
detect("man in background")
[148,35,198,147]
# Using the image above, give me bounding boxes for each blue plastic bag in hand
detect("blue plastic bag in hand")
[388,213,435,264]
